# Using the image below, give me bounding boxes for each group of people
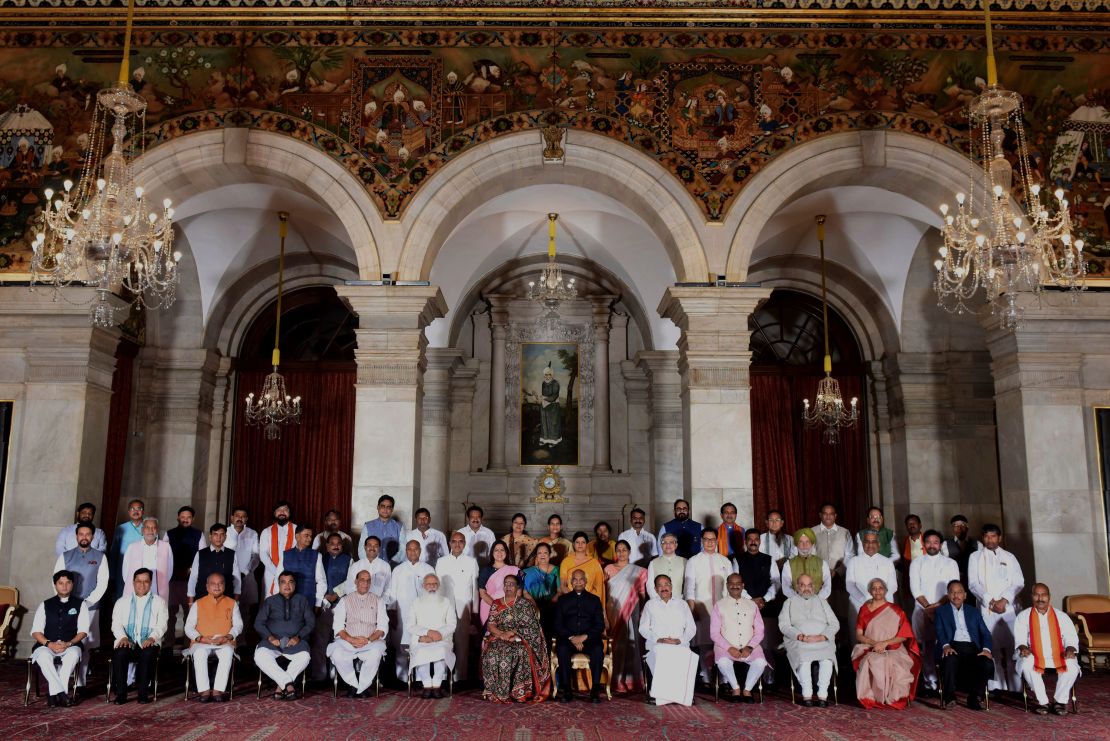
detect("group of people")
[31,496,1081,715]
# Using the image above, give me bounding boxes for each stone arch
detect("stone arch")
[394,130,711,283]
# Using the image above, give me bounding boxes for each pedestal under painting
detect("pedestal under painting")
[520,342,578,466]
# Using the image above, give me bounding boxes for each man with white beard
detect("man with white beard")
[389,539,434,681]
[404,574,457,699]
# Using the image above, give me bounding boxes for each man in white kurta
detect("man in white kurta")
[638,574,698,706]
[846,530,898,620]
[341,536,392,599]
[647,533,686,599]
[968,523,1024,692]
[55,503,108,555]
[226,507,260,616]
[398,508,450,567]
[618,507,658,567]
[683,528,736,682]
[328,569,389,697]
[184,572,242,699]
[435,531,479,682]
[1014,582,1080,714]
[258,502,296,597]
[457,506,497,567]
[405,574,457,698]
[909,529,959,691]
[389,540,435,680]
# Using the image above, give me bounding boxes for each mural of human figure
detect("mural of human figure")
[539,365,563,447]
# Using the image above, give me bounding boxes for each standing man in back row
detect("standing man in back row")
[259,501,296,597]
[165,507,207,642]
[968,523,1024,693]
[658,499,704,559]
[358,495,403,564]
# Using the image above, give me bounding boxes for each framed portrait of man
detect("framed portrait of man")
[520,342,578,466]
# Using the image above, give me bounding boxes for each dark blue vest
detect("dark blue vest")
[166,526,204,581]
[663,518,705,559]
[283,547,319,600]
[43,595,82,643]
[196,547,238,598]
[322,553,352,592]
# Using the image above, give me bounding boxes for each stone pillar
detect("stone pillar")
[335,285,446,530]
[0,289,120,655]
[658,286,770,527]
[591,296,615,472]
[448,359,479,518]
[202,356,235,523]
[638,350,684,526]
[983,294,1110,603]
[486,295,510,472]
[421,348,463,526]
[621,360,652,512]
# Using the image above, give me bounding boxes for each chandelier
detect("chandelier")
[31,0,179,328]
[244,212,302,440]
[527,213,576,324]
[802,215,859,445]
[933,0,1084,331]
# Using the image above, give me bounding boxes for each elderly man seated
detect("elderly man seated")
[710,573,767,703]
[254,571,315,700]
[405,573,457,698]
[31,570,90,707]
[185,572,242,703]
[110,568,168,705]
[328,569,389,698]
[638,574,698,706]
[779,573,838,707]
[1015,583,1080,716]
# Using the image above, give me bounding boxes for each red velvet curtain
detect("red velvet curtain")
[230,368,355,530]
[100,339,139,532]
[751,374,802,530]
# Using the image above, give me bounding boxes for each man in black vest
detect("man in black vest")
[553,569,605,703]
[188,522,240,604]
[941,514,979,606]
[31,570,89,707]
[733,530,775,608]
[165,506,206,644]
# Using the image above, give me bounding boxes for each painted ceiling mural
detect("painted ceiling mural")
[0,9,1107,279]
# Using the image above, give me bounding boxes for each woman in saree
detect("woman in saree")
[522,542,560,640]
[603,540,648,693]
[852,577,921,709]
[501,512,537,568]
[539,514,572,566]
[559,531,606,604]
[481,574,552,703]
[479,540,521,624]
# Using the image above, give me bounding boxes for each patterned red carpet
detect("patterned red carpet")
[3,660,1108,740]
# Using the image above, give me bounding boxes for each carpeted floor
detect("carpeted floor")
[3,660,1108,740]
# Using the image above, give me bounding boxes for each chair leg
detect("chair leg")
[256,668,263,699]
[153,653,160,703]
[184,656,192,701]
[105,658,112,704]
[24,659,33,706]
[757,678,763,704]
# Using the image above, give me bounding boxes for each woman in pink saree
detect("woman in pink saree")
[604,540,648,692]
[852,577,921,709]
[479,540,521,624]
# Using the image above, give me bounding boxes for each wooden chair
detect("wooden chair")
[404,645,453,697]
[24,654,79,706]
[105,650,162,703]
[787,663,839,706]
[0,586,18,661]
[183,647,238,700]
[1020,668,1078,714]
[1064,594,1110,672]
[549,636,613,700]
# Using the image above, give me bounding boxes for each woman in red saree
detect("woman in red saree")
[852,577,920,709]
[481,574,552,703]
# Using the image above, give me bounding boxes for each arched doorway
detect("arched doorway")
[230,286,357,529]
[749,289,869,532]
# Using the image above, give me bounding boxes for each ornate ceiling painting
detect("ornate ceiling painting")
[0,2,1106,278]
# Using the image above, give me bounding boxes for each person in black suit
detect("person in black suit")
[553,568,605,703]
[934,579,993,710]
[733,530,774,607]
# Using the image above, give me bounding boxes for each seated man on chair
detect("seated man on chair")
[639,573,698,706]
[328,569,388,698]
[779,573,838,707]
[185,572,242,703]
[710,573,767,703]
[110,568,168,705]
[935,580,993,711]
[1015,582,1080,716]
[405,573,457,699]
[553,569,606,703]
[254,571,315,700]
[30,570,89,707]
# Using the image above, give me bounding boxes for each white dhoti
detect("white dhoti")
[646,643,699,706]
[32,645,81,696]
[1021,656,1080,706]
[983,606,1020,691]
[254,647,310,688]
[716,656,769,692]
[188,644,235,693]
[408,639,455,688]
[912,605,939,689]
[327,639,386,693]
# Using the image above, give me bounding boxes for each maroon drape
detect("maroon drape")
[230,368,355,530]
[795,374,868,529]
[751,374,802,530]
[101,339,139,532]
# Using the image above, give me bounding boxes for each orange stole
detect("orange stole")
[270,524,294,566]
[195,595,236,637]
[1029,608,1068,674]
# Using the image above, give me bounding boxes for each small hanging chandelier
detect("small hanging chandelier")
[933,0,1084,330]
[802,215,859,445]
[244,212,302,440]
[527,213,576,325]
[31,0,179,328]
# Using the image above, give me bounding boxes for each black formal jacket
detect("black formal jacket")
[734,551,773,601]
[553,589,604,644]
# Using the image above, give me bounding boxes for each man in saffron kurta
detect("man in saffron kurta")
[1014,583,1080,715]
[710,574,767,702]
[328,569,389,697]
[185,572,242,701]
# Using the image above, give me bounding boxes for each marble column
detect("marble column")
[448,359,480,517]
[335,285,446,531]
[591,296,615,472]
[638,350,684,527]
[658,286,770,528]
[486,295,510,472]
[421,348,463,526]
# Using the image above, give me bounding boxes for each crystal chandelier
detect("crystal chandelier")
[31,0,179,328]
[933,0,1084,331]
[244,212,302,440]
[527,213,576,324]
[802,215,859,445]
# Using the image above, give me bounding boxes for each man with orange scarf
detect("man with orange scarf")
[259,502,297,597]
[715,503,745,560]
[1014,583,1080,715]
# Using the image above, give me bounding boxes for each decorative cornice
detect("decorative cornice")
[356,361,422,386]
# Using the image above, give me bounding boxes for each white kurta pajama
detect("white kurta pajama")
[328,591,389,693]
[226,525,260,606]
[397,528,450,567]
[404,594,457,688]
[683,551,736,680]
[778,594,838,700]
[388,560,435,680]
[638,596,698,706]
[968,546,1024,691]
[1014,606,1080,706]
[184,599,243,693]
[258,523,296,596]
[908,553,959,689]
[340,557,392,599]
[435,553,479,681]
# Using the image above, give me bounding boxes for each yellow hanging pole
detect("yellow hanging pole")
[548,213,558,259]
[816,214,832,375]
[983,0,998,88]
[118,0,136,85]
[272,212,289,369]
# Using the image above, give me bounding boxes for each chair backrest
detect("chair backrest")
[1064,594,1110,615]
[0,585,19,606]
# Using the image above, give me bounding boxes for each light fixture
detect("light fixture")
[803,215,859,445]
[933,0,1084,330]
[244,212,302,440]
[31,0,179,328]
[540,31,566,164]
[527,213,576,326]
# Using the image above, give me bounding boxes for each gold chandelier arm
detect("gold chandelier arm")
[118,0,136,85]
[548,212,558,259]
[815,214,832,374]
[983,0,998,87]
[273,211,289,368]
